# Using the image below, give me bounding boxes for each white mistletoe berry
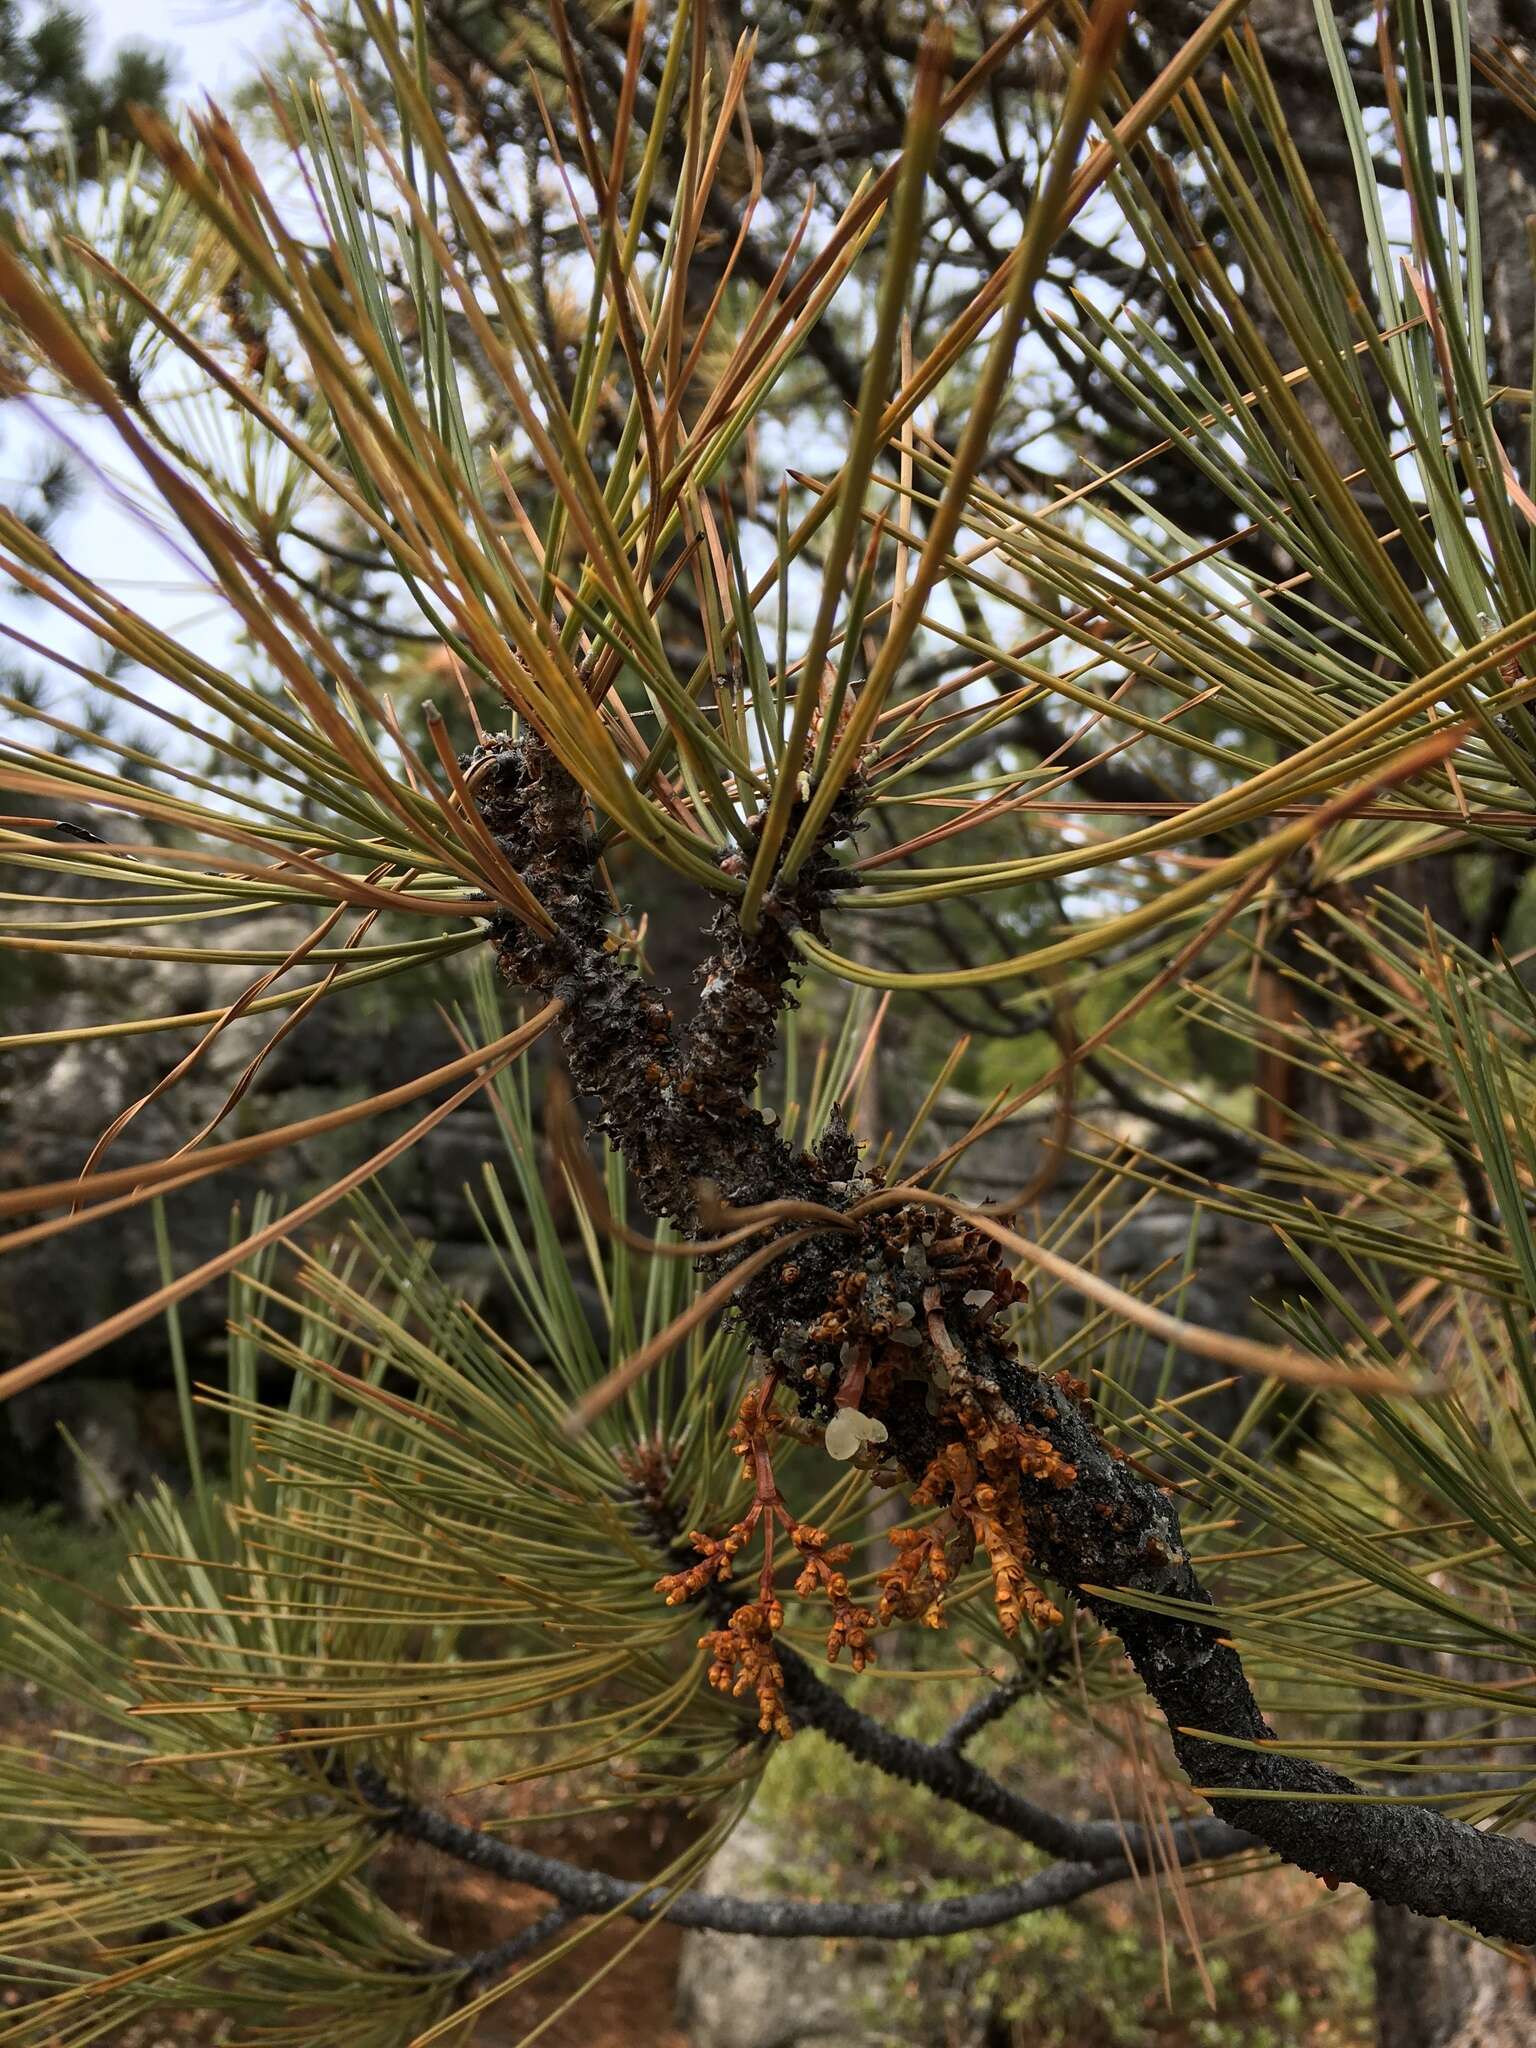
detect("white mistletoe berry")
[824,1409,889,1462]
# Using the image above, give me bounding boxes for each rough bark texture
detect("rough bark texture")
[474,733,858,1229]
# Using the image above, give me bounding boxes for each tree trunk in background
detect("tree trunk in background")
[1373,1902,1536,2048]
[1354,1629,1536,2047]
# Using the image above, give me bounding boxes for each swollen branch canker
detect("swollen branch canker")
[472,730,860,1228]
[471,733,1536,1944]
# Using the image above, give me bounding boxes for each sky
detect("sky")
[102,0,286,102]
[4,2,296,733]
[6,2,1185,779]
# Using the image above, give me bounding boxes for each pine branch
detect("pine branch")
[343,1765,1249,1941]
[476,734,1536,1946]
[939,1673,1037,1754]
[772,1627,1252,1865]
[432,0,868,403]
[457,1904,576,1988]
[475,733,860,1225]
[659,1532,1253,1865]
[946,1363,1536,1944]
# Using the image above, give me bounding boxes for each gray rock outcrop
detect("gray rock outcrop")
[674,1821,902,2048]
